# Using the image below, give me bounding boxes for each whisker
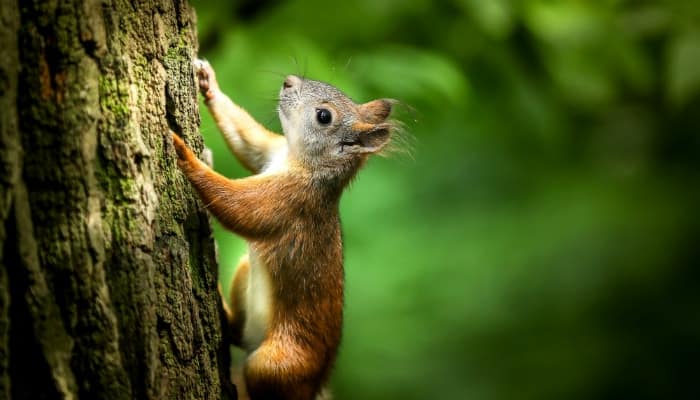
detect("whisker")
[342,57,352,73]
[290,56,302,76]
[301,56,309,81]
[263,112,279,128]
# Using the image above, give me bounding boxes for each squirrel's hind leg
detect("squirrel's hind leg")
[244,337,326,400]
[227,254,250,347]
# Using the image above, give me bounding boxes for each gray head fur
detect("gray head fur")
[278,75,394,183]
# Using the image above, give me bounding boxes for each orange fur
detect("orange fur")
[173,132,343,398]
[229,255,250,346]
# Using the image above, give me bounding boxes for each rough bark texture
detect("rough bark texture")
[0,0,235,399]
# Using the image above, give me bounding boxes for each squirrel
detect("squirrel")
[171,59,397,400]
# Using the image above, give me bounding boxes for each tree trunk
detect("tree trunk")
[0,0,235,399]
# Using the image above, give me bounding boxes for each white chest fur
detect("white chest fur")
[240,148,286,353]
[242,249,273,353]
[263,146,289,174]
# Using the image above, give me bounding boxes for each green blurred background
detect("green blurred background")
[189,1,700,399]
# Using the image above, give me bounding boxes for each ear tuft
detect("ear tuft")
[358,99,394,124]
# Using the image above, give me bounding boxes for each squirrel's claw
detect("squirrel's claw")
[171,132,192,163]
[194,58,218,101]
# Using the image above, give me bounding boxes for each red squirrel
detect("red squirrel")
[171,60,397,400]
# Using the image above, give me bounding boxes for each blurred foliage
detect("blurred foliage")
[190,0,700,398]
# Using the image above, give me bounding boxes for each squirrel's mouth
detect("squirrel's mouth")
[277,105,288,122]
[277,92,295,110]
[277,98,290,116]
[278,103,295,135]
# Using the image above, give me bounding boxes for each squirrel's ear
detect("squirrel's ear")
[358,99,394,124]
[348,122,392,154]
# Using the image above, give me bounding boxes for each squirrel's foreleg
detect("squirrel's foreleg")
[171,133,283,240]
[194,59,286,173]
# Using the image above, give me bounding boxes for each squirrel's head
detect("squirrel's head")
[278,75,395,180]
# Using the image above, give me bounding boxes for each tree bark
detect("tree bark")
[0,0,235,399]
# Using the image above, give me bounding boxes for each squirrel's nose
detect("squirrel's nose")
[283,75,301,90]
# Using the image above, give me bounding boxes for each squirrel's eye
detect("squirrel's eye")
[316,108,332,125]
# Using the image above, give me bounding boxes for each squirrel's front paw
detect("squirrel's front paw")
[171,132,197,173]
[194,59,219,101]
